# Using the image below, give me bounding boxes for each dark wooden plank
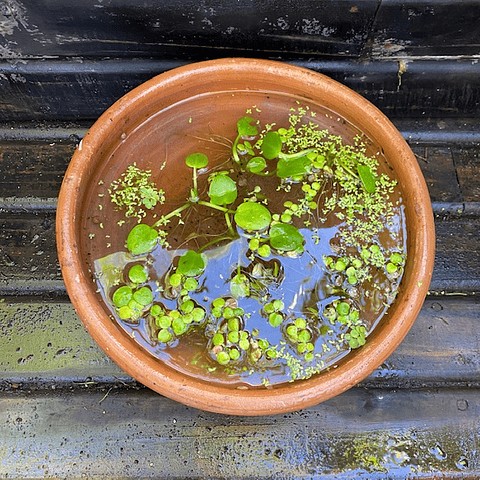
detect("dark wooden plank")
[0,212,62,294]
[1,296,479,392]
[1,58,480,120]
[365,296,480,388]
[411,146,463,203]
[453,146,480,202]
[0,141,75,199]
[431,214,480,293]
[0,386,477,478]
[370,0,480,58]
[1,0,377,59]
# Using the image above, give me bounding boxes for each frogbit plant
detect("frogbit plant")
[94,104,406,386]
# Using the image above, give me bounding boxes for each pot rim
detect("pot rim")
[57,58,435,416]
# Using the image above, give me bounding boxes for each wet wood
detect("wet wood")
[0,386,478,478]
[1,1,480,470]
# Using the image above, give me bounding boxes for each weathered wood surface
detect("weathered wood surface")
[1,0,478,59]
[0,387,478,478]
[1,58,480,121]
[1,0,480,122]
[0,119,479,478]
[1,1,480,475]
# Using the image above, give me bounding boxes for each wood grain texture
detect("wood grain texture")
[0,0,377,59]
[1,58,480,120]
[0,387,477,478]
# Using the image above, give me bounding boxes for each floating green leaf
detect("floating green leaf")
[276,155,311,178]
[269,312,283,327]
[234,202,271,231]
[357,164,376,193]
[126,224,158,255]
[269,223,304,251]
[117,305,134,320]
[237,116,258,136]
[177,250,207,277]
[208,174,238,205]
[230,273,250,298]
[158,329,173,343]
[128,264,148,283]
[172,317,188,335]
[185,152,209,169]
[133,286,154,306]
[246,156,266,173]
[261,131,282,160]
[112,286,133,308]
[168,272,182,287]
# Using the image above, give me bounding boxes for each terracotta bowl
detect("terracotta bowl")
[57,58,435,416]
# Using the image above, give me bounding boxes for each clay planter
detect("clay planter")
[57,58,435,416]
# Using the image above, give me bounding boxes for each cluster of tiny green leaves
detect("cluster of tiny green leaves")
[323,300,366,349]
[109,164,165,221]
[284,317,315,361]
[152,302,207,344]
[111,264,153,321]
[207,297,277,365]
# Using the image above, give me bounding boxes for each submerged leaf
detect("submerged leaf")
[230,273,250,298]
[177,250,207,277]
[234,202,272,231]
[276,155,311,178]
[261,131,282,160]
[246,156,267,173]
[208,174,238,205]
[269,223,304,251]
[357,164,376,193]
[126,224,158,255]
[185,152,209,169]
[237,116,258,137]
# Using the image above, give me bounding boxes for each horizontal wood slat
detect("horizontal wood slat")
[0,386,478,478]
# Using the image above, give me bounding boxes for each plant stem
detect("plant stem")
[197,200,234,214]
[192,167,198,192]
[337,159,358,179]
[197,233,238,253]
[224,211,235,236]
[152,202,190,227]
[232,134,241,163]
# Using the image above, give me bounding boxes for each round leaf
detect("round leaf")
[261,132,282,160]
[127,224,158,255]
[112,286,133,308]
[234,202,272,231]
[158,329,173,343]
[133,286,154,306]
[128,264,148,283]
[208,174,238,205]
[237,116,258,137]
[269,223,304,251]
[246,156,267,173]
[177,250,207,277]
[185,152,208,169]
